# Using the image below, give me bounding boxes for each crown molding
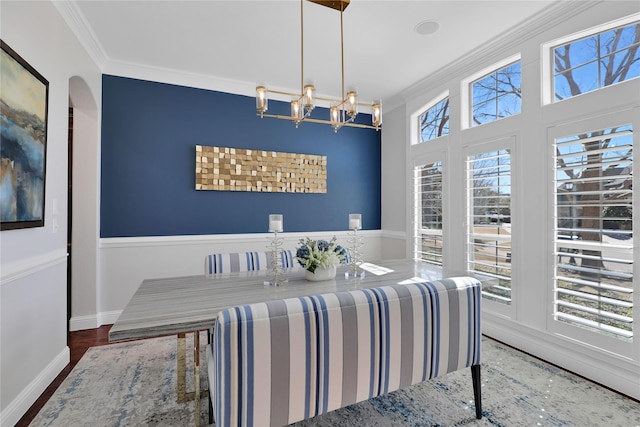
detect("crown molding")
[395,0,603,109]
[104,60,340,107]
[104,59,256,97]
[52,0,108,69]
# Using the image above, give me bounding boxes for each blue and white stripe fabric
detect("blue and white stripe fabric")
[208,277,481,427]
[205,250,295,276]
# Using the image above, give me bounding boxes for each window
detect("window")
[471,61,521,126]
[414,161,443,265]
[554,125,633,340]
[419,97,449,143]
[553,21,639,102]
[467,149,512,304]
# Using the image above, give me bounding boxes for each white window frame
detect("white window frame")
[461,54,521,130]
[465,137,517,319]
[415,91,450,145]
[412,159,444,264]
[412,152,447,264]
[541,13,640,105]
[547,109,638,359]
[409,90,451,145]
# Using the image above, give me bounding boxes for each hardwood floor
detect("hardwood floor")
[16,325,113,427]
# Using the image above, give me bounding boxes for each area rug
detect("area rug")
[29,335,640,426]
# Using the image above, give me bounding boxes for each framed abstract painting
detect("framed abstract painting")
[1,40,49,230]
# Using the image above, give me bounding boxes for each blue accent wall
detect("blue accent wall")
[100,75,381,237]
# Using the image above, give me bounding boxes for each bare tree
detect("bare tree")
[555,24,640,100]
[472,66,521,126]
[419,98,449,141]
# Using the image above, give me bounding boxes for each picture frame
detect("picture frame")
[1,40,49,230]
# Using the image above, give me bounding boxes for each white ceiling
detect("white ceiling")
[69,0,560,109]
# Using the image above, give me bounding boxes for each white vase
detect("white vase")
[305,266,337,281]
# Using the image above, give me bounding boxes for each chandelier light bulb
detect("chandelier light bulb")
[372,101,382,127]
[256,85,268,114]
[330,104,341,132]
[304,84,315,109]
[291,99,302,119]
[330,104,340,123]
[346,91,358,116]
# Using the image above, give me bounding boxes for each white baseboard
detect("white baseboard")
[70,310,122,330]
[483,313,640,401]
[0,346,69,427]
[69,314,98,331]
[99,310,122,327]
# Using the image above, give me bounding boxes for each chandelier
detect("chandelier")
[255,0,382,132]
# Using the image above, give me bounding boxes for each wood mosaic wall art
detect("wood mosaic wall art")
[195,145,327,193]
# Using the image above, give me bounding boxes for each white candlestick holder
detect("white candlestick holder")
[345,226,365,279]
[265,214,287,286]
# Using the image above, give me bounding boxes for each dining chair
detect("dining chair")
[205,250,295,276]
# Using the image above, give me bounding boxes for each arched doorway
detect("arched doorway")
[68,76,99,332]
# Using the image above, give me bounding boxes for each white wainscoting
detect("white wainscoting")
[0,346,69,427]
[93,230,387,329]
[0,249,68,286]
[1,250,69,426]
[380,230,407,260]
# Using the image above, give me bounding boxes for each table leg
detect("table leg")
[194,331,201,427]
[177,332,187,403]
[175,332,209,425]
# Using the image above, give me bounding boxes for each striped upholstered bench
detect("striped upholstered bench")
[207,277,482,426]
[204,250,296,276]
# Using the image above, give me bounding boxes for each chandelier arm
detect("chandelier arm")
[313,95,374,108]
[265,89,302,98]
[257,113,379,130]
[263,90,374,108]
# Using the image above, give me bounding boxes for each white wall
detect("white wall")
[0,1,101,425]
[69,77,101,325]
[384,1,640,399]
[380,104,407,259]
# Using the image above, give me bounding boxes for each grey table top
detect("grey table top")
[109,259,447,343]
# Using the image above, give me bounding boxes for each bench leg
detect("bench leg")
[207,329,214,425]
[471,364,482,419]
[194,331,201,427]
[208,395,214,425]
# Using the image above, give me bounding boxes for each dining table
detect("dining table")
[108,259,490,426]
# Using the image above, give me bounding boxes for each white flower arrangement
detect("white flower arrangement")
[295,236,347,273]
